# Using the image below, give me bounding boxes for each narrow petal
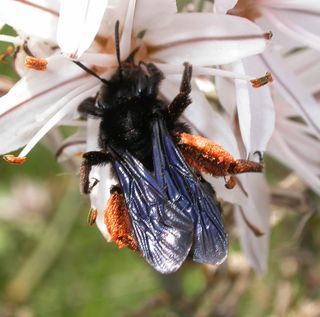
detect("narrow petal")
[145,13,270,66]
[0,0,59,41]
[233,60,251,155]
[269,131,320,194]
[260,52,320,137]
[243,56,275,152]
[0,57,100,154]
[119,0,136,60]
[262,8,320,51]
[160,78,240,155]
[260,0,320,12]
[56,132,86,162]
[213,0,238,14]
[57,0,109,58]
[134,0,177,34]
[86,118,113,241]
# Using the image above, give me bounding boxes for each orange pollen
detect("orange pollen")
[3,154,27,165]
[250,72,273,88]
[24,56,48,71]
[87,208,98,226]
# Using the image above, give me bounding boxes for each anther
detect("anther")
[24,56,48,71]
[0,46,14,63]
[225,176,237,189]
[250,72,273,88]
[87,208,98,226]
[3,154,27,165]
[264,31,273,40]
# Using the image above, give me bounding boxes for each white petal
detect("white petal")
[134,0,177,34]
[119,0,136,60]
[262,8,320,51]
[97,0,130,38]
[260,51,320,137]
[269,131,320,194]
[160,78,239,155]
[243,56,275,152]
[145,13,270,66]
[0,0,59,41]
[57,0,109,58]
[56,131,86,162]
[260,0,320,12]
[233,60,251,155]
[86,118,114,241]
[213,0,238,14]
[0,57,100,154]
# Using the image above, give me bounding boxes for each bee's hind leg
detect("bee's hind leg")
[176,133,264,189]
[104,185,138,251]
[80,151,111,194]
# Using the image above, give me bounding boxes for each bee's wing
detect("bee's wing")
[112,147,194,274]
[152,119,228,265]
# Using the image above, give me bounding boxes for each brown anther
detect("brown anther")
[225,176,237,190]
[0,46,14,63]
[264,31,273,40]
[87,208,98,226]
[250,72,273,88]
[24,56,48,71]
[3,155,27,165]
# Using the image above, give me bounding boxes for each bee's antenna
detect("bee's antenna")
[115,20,122,77]
[73,61,109,85]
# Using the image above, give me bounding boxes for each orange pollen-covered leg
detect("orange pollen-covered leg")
[178,132,235,177]
[104,190,138,251]
[177,132,264,177]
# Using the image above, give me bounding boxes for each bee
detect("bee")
[77,22,264,274]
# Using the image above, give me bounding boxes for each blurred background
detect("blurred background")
[1,1,320,316]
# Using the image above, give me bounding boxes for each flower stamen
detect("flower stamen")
[0,46,15,63]
[3,154,27,165]
[24,56,48,71]
[250,72,273,88]
[87,208,98,226]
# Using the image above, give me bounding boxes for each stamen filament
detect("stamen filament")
[157,64,273,87]
[0,35,22,46]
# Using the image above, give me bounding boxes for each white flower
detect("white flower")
[0,0,273,269]
[202,0,320,272]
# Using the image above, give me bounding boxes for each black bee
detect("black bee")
[77,22,263,274]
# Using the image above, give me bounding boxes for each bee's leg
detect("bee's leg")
[167,62,192,123]
[104,185,138,251]
[176,132,264,189]
[80,151,111,194]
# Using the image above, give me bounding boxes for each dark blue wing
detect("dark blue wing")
[111,145,194,274]
[111,117,228,273]
[152,119,228,265]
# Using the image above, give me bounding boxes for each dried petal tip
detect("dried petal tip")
[24,56,48,71]
[87,208,98,226]
[250,72,273,88]
[3,155,27,165]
